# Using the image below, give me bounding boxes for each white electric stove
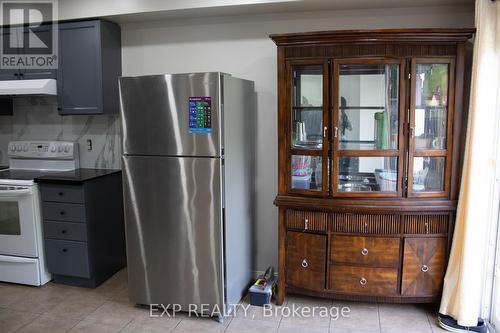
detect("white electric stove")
[0,141,79,286]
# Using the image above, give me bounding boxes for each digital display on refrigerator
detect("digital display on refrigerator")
[188,97,212,134]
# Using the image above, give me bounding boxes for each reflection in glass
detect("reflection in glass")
[291,155,322,191]
[338,64,399,150]
[338,157,398,192]
[414,64,449,150]
[291,65,323,150]
[413,157,445,192]
[0,202,20,235]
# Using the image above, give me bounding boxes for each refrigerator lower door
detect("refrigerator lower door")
[122,155,224,315]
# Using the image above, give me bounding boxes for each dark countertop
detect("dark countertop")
[0,165,8,170]
[35,168,121,184]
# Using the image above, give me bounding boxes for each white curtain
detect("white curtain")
[439,0,500,327]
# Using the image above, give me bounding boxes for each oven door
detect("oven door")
[0,185,38,257]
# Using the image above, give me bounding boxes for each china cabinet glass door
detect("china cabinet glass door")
[287,60,328,195]
[408,58,455,197]
[332,59,405,196]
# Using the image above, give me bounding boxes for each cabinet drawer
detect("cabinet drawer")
[42,202,86,223]
[331,235,400,267]
[286,232,326,290]
[40,184,84,204]
[286,210,328,232]
[44,239,90,278]
[329,266,398,295]
[44,221,87,242]
[403,215,448,234]
[331,213,400,234]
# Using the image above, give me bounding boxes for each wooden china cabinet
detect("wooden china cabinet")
[270,29,474,305]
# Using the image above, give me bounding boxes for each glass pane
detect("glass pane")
[291,155,322,191]
[338,64,399,150]
[291,65,323,150]
[338,157,398,192]
[412,157,445,192]
[414,63,449,150]
[0,202,20,235]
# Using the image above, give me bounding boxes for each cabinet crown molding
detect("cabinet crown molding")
[270,28,476,46]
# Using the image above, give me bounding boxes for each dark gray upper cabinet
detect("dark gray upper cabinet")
[0,25,56,80]
[57,20,121,115]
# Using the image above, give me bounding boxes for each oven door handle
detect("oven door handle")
[0,255,37,263]
[0,188,33,197]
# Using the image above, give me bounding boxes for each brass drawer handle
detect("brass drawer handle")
[360,277,367,285]
[424,222,429,234]
[421,265,429,273]
[301,259,309,268]
[304,218,309,230]
[361,248,369,256]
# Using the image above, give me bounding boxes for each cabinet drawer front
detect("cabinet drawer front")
[331,213,400,234]
[403,215,448,234]
[44,239,90,278]
[42,202,86,223]
[329,266,398,295]
[286,232,326,290]
[286,210,328,232]
[44,221,87,242]
[331,235,400,267]
[40,184,84,204]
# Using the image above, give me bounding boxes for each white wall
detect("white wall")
[121,5,474,272]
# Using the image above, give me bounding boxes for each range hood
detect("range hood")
[0,79,57,96]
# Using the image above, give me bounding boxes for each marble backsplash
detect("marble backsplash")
[0,97,121,169]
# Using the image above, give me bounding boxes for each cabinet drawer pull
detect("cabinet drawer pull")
[424,222,429,234]
[421,265,429,273]
[301,259,309,268]
[333,127,338,138]
[62,248,68,253]
[61,229,67,234]
[304,219,309,230]
[361,248,369,256]
[360,277,367,285]
[58,192,64,196]
[60,211,65,215]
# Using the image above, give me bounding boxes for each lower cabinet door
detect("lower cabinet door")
[329,266,398,295]
[402,237,446,297]
[286,232,326,290]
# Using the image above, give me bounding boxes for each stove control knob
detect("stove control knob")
[64,146,70,153]
[51,146,56,152]
[22,145,27,152]
[11,145,16,152]
[17,145,22,151]
[58,146,63,152]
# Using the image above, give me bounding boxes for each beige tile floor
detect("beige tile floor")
[0,269,447,333]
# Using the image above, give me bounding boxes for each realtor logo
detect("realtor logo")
[0,0,58,69]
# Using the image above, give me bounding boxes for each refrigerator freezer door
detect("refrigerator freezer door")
[122,155,224,313]
[120,73,222,157]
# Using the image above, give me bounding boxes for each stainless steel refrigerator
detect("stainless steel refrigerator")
[119,73,255,318]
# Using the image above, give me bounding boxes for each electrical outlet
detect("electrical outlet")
[86,139,92,151]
